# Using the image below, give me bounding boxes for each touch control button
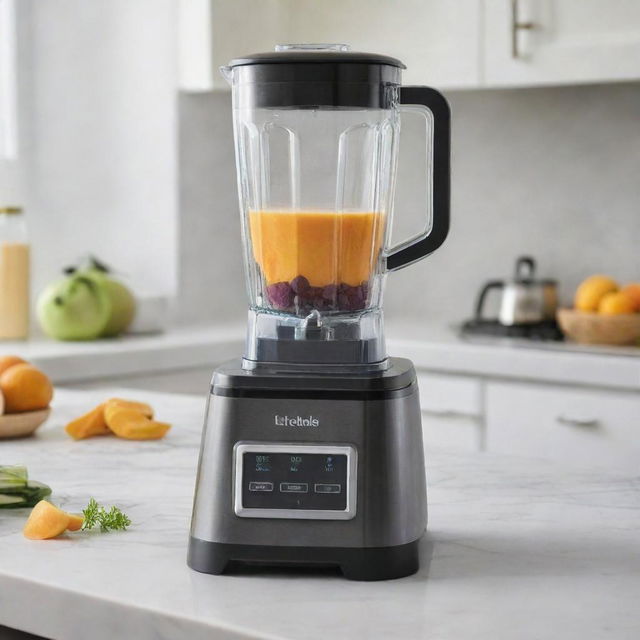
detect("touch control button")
[280,482,308,493]
[249,481,273,492]
[314,483,342,494]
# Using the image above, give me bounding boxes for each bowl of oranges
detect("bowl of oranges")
[0,356,53,438]
[557,276,640,346]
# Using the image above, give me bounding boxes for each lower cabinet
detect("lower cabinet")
[417,370,639,472]
[417,372,483,452]
[486,381,640,472]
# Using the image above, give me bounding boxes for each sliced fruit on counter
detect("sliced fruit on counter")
[108,397,154,418]
[65,398,154,440]
[0,465,52,509]
[23,498,131,540]
[23,501,73,540]
[65,398,168,440]
[65,403,110,440]
[104,404,170,440]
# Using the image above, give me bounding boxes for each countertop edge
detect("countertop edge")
[0,572,270,640]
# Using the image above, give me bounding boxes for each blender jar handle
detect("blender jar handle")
[385,86,451,272]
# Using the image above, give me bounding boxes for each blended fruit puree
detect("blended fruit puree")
[249,210,384,286]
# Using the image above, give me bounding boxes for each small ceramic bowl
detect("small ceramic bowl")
[0,408,51,439]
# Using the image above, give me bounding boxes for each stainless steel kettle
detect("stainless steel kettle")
[475,257,558,326]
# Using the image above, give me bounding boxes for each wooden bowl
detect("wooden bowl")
[0,408,51,439]
[557,308,640,346]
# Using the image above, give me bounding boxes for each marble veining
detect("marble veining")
[0,389,639,640]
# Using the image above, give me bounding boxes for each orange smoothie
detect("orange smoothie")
[249,210,385,287]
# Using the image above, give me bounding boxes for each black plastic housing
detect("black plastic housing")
[227,49,404,108]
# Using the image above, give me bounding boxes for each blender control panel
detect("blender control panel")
[234,443,357,520]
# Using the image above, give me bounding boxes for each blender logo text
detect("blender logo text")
[274,415,320,428]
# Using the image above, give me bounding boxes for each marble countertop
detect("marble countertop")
[2,323,639,390]
[387,323,640,390]
[0,325,245,384]
[0,389,638,640]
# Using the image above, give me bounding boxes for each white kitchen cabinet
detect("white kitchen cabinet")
[417,372,484,451]
[284,0,481,87]
[182,0,482,90]
[181,0,640,92]
[486,380,640,471]
[484,0,640,87]
[179,0,640,90]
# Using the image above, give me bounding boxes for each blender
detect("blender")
[188,44,450,580]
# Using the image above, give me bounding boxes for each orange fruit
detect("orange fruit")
[575,275,618,311]
[598,291,636,315]
[0,364,53,413]
[620,283,640,311]
[0,355,27,376]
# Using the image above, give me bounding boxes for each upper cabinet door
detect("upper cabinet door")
[284,0,481,88]
[194,0,482,90]
[484,0,640,87]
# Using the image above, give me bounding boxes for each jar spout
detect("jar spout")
[219,65,233,86]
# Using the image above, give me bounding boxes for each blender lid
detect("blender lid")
[227,44,406,69]
[223,45,405,109]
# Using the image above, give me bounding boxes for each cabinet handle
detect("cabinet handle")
[422,408,478,419]
[511,0,536,59]
[556,415,600,429]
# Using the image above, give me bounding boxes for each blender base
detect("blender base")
[188,357,427,582]
[187,538,420,581]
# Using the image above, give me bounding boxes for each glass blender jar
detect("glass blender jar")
[223,44,450,366]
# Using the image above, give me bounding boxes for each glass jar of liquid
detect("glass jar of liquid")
[0,207,30,339]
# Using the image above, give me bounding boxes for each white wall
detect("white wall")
[15,0,178,307]
[176,82,640,327]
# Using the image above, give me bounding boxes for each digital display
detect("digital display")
[241,451,348,511]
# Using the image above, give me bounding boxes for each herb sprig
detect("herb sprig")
[81,498,131,532]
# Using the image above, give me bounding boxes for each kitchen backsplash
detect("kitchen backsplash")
[14,0,178,311]
[176,82,640,327]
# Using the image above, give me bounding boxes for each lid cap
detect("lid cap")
[227,43,405,69]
